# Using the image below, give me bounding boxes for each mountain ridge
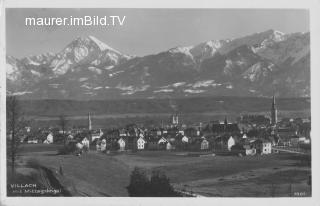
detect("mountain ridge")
[6,29,310,100]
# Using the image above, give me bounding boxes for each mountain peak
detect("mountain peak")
[88,35,121,54]
[70,36,121,54]
[261,29,285,41]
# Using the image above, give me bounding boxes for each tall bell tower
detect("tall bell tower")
[271,96,277,126]
[172,113,179,126]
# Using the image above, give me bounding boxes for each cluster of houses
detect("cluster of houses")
[19,97,311,156]
[21,114,309,157]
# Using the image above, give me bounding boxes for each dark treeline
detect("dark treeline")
[15,96,310,117]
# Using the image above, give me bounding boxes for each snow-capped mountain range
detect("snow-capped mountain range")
[6,29,310,100]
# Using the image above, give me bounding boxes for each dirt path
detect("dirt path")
[20,151,130,196]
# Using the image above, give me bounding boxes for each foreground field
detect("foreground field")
[12,144,311,197]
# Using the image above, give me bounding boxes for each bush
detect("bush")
[126,167,181,197]
[57,142,77,155]
[231,144,246,156]
[126,167,150,196]
[149,170,178,196]
[111,141,120,151]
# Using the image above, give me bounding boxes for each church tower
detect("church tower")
[172,113,179,126]
[271,96,277,126]
[224,116,228,131]
[88,112,92,131]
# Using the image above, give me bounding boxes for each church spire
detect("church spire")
[88,112,92,131]
[172,113,179,126]
[224,116,228,131]
[271,96,277,126]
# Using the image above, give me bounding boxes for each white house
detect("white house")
[196,130,201,136]
[158,137,168,144]
[166,142,174,150]
[118,137,126,151]
[25,126,31,133]
[139,133,145,138]
[67,134,74,140]
[81,137,90,151]
[244,144,256,156]
[137,137,146,150]
[101,139,107,152]
[119,129,127,137]
[200,139,209,150]
[181,136,189,143]
[178,130,184,136]
[28,139,38,144]
[91,129,103,142]
[303,138,311,144]
[246,148,256,156]
[227,136,235,151]
[44,133,53,144]
[261,141,272,154]
[298,136,310,144]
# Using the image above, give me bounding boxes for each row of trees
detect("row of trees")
[7,96,26,175]
[6,96,69,175]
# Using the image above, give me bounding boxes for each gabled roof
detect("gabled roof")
[214,135,233,142]
[158,137,168,143]
[81,136,89,141]
[252,139,271,144]
[212,123,240,133]
[137,136,146,142]
[201,139,209,143]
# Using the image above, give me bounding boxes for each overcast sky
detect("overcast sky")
[6,8,309,58]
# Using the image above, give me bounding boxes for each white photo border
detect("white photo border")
[1,0,319,206]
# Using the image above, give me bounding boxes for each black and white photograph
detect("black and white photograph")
[1,0,320,205]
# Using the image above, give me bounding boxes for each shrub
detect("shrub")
[231,144,246,156]
[126,167,181,197]
[149,170,178,197]
[57,142,77,155]
[126,167,150,196]
[111,141,120,151]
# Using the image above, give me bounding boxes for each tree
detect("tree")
[149,170,177,196]
[111,140,120,151]
[126,167,180,197]
[6,96,26,175]
[126,167,150,196]
[231,143,246,156]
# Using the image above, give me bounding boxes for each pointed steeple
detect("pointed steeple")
[271,96,277,126]
[224,116,228,131]
[224,116,228,125]
[199,122,202,131]
[88,112,92,131]
[272,95,276,108]
[172,113,179,126]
